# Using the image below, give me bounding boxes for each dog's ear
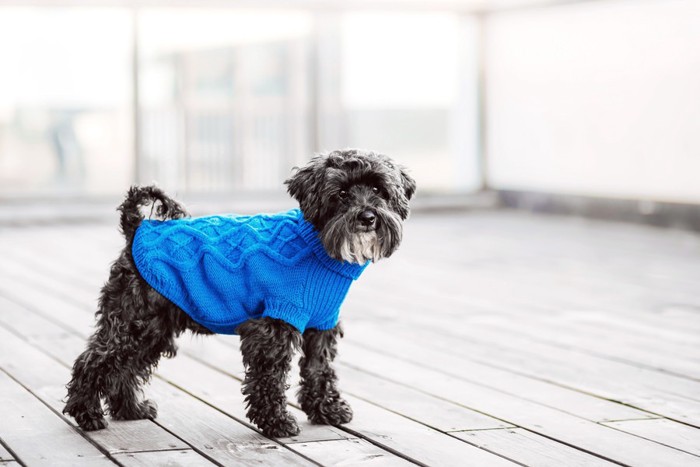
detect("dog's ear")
[399,166,416,201]
[285,156,327,223]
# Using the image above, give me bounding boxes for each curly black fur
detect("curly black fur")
[238,318,302,437]
[63,188,211,431]
[298,324,353,425]
[63,149,414,437]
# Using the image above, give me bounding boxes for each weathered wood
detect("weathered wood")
[155,351,356,445]
[0,295,69,341]
[336,364,513,432]
[0,284,396,466]
[0,320,313,466]
[146,381,314,466]
[341,322,652,423]
[0,370,114,466]
[453,428,616,467]
[0,326,191,455]
[336,344,700,467]
[290,439,413,466]
[179,335,509,432]
[159,340,515,466]
[3,211,700,466]
[343,294,700,426]
[113,449,215,467]
[340,396,516,466]
[0,443,15,462]
[602,418,700,457]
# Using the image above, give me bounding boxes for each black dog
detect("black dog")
[63,149,415,437]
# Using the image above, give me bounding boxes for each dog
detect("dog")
[63,148,416,437]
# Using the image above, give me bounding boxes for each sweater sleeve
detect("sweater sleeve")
[262,299,312,333]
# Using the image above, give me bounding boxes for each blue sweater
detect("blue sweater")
[131,209,368,334]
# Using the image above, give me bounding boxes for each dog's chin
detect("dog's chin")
[338,230,382,264]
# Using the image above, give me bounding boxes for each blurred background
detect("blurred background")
[0,0,698,225]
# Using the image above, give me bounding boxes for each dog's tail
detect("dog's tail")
[118,185,188,240]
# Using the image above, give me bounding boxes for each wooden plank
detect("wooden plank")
[467,313,700,379]
[290,439,413,466]
[602,419,700,457]
[341,322,652,423]
[0,294,398,466]
[0,253,100,309]
[453,428,616,467]
[113,449,215,467]
[335,344,700,467]
[0,295,74,341]
[342,396,516,466]
[0,272,95,337]
[42,385,188,455]
[337,364,514,432]
[166,341,516,466]
[180,336,511,433]
[4,215,700,467]
[0,326,191,455]
[0,370,114,466]
[344,296,700,426]
[360,218,700,341]
[359,263,700,376]
[146,381,314,467]
[0,443,15,462]
[0,322,313,466]
[5,292,361,449]
[155,350,356,444]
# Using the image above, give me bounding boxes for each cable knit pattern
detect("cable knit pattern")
[132,209,368,334]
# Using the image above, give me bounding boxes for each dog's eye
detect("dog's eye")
[371,186,380,194]
[338,190,348,199]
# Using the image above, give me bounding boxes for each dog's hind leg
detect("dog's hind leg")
[238,317,302,438]
[63,339,110,431]
[64,254,136,430]
[64,253,178,429]
[103,290,184,422]
[298,324,353,425]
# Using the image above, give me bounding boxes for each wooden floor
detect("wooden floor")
[0,210,699,466]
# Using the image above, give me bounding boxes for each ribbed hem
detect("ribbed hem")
[311,313,341,331]
[295,211,369,280]
[263,300,311,333]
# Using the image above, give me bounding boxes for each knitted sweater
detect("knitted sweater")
[131,208,368,334]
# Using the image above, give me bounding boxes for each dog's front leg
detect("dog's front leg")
[238,317,301,437]
[298,324,353,425]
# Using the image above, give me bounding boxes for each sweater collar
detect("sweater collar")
[294,209,369,280]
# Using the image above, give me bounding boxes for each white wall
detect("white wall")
[485,0,700,203]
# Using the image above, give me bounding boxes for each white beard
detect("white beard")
[339,231,381,264]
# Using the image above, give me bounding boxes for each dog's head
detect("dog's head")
[286,149,416,264]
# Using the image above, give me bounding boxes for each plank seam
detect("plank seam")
[338,361,631,467]
[597,421,700,459]
[0,368,122,466]
[173,349,426,467]
[0,304,320,467]
[0,437,23,467]
[0,320,224,467]
[340,336,691,428]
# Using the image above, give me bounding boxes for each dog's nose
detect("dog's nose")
[358,210,377,227]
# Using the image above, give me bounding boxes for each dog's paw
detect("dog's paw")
[307,397,353,426]
[66,404,108,431]
[77,415,109,431]
[259,412,301,438]
[139,399,158,419]
[112,399,158,421]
